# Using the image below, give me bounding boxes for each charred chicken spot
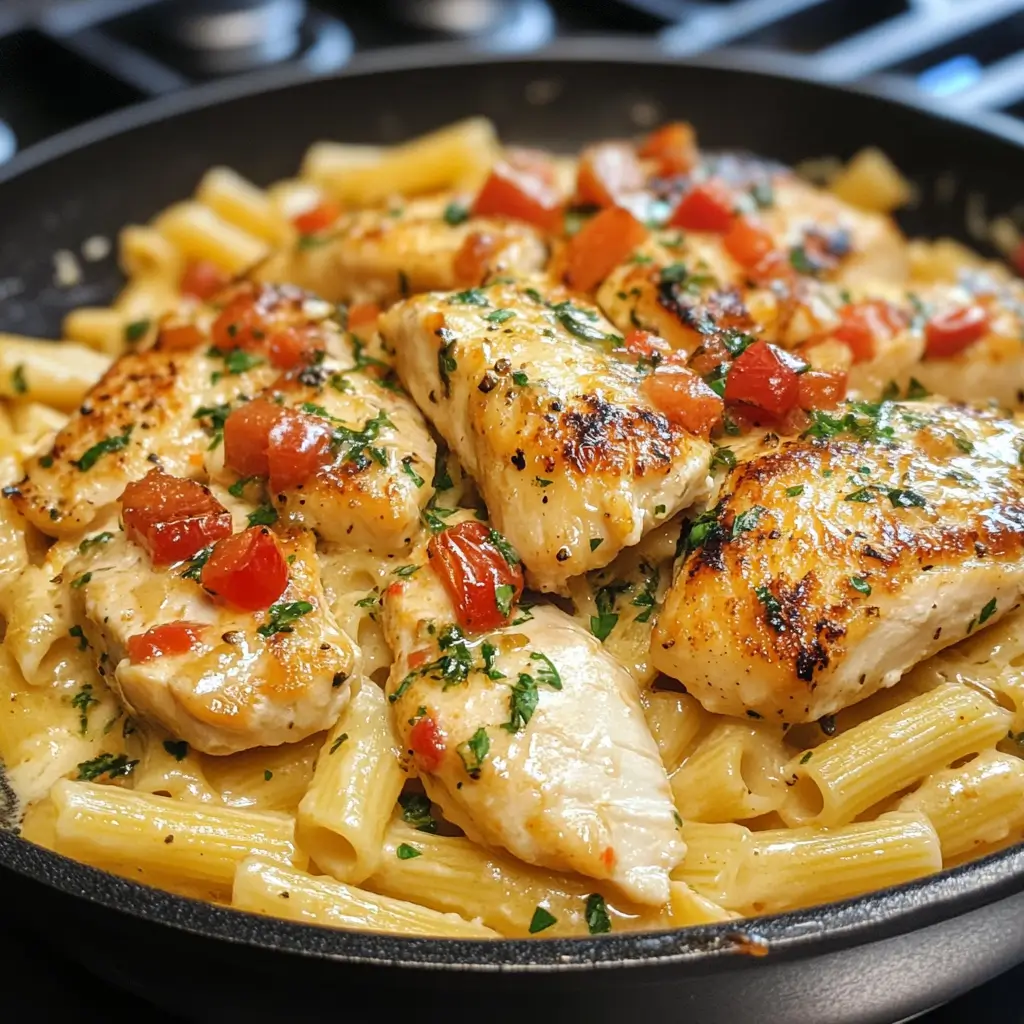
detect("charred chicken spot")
[795,643,828,683]
[511,449,527,471]
[561,395,677,475]
[555,547,570,562]
[478,371,498,394]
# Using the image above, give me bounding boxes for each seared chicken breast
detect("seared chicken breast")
[72,529,354,755]
[258,193,548,305]
[654,400,1024,722]
[382,512,683,905]
[381,279,713,592]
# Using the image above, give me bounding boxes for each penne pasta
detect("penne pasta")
[297,679,405,884]
[61,307,129,357]
[641,689,706,774]
[672,722,789,823]
[781,683,1012,828]
[898,750,1024,862]
[50,780,305,896]
[233,856,499,937]
[196,166,290,245]
[0,333,110,410]
[118,224,185,283]
[153,200,268,274]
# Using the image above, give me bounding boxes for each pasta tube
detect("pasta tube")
[153,200,268,273]
[233,857,499,937]
[297,679,405,883]
[0,334,110,410]
[898,750,1024,861]
[196,166,290,245]
[641,689,705,773]
[51,779,305,895]
[781,682,1012,827]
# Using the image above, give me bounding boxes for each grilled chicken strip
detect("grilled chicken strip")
[257,193,548,305]
[653,399,1024,723]
[8,282,347,539]
[72,529,354,755]
[380,279,713,593]
[382,514,684,905]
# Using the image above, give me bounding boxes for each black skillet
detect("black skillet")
[2,41,1024,1024]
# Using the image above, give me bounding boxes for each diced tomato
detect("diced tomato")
[834,300,905,364]
[180,260,229,301]
[669,180,736,233]
[292,200,340,236]
[427,520,524,633]
[623,329,672,360]
[723,218,776,268]
[201,527,289,611]
[576,142,646,208]
[347,302,381,331]
[126,621,206,663]
[453,230,497,285]
[121,469,232,565]
[798,369,847,410]
[267,410,335,492]
[563,206,648,291]
[638,122,697,176]
[409,715,446,773]
[157,322,204,351]
[924,304,991,359]
[687,334,733,377]
[408,649,432,669]
[725,340,800,417]
[472,161,563,233]
[211,293,270,352]
[268,327,315,370]
[643,364,724,435]
[223,399,282,478]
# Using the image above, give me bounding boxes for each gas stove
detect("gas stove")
[2,2,1024,1021]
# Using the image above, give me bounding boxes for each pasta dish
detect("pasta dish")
[3,117,1024,940]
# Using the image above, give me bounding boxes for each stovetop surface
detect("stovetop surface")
[4,2,1024,1020]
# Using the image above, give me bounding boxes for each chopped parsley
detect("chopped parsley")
[71,683,98,733]
[631,563,659,624]
[79,531,113,554]
[590,585,620,641]
[536,477,553,488]
[70,571,92,589]
[484,308,516,324]
[211,348,264,381]
[849,576,871,596]
[710,447,737,472]
[551,301,618,345]
[257,600,314,638]
[494,583,515,618]
[590,538,603,551]
[443,201,469,225]
[163,739,189,762]
[393,564,420,578]
[511,370,529,387]
[844,487,875,503]
[799,751,813,765]
[887,488,926,509]
[396,843,422,860]
[731,505,766,539]
[785,485,804,497]
[529,652,563,690]
[401,458,425,488]
[76,752,138,782]
[659,263,688,285]
[438,338,458,396]
[181,545,213,582]
[529,906,558,934]
[124,318,151,343]
[421,506,458,533]
[68,625,88,652]
[456,727,490,779]
[450,288,489,307]
[584,893,611,935]
[72,425,133,472]
[503,673,539,733]
[264,769,274,781]
[433,450,454,492]
[247,503,279,527]
[488,529,520,566]
[228,475,261,498]
[399,791,437,832]
[481,641,504,680]
[979,598,998,626]
[789,245,817,275]
[755,585,785,632]
[10,364,27,395]
[802,402,895,444]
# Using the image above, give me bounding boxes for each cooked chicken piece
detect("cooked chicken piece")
[382,516,683,905]
[7,282,349,539]
[72,529,355,755]
[207,350,436,553]
[257,193,548,306]
[654,400,1024,723]
[380,279,713,592]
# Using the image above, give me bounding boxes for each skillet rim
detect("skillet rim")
[3,39,1024,970]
